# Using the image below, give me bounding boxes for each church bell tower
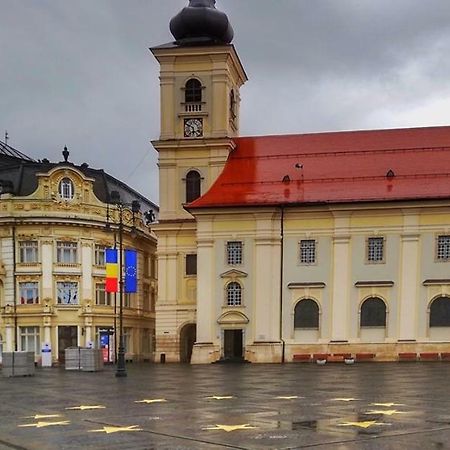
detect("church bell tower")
[151,0,247,362]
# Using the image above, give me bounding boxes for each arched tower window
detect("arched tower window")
[185,170,201,203]
[59,178,74,200]
[229,89,236,119]
[430,296,450,327]
[185,79,202,104]
[226,282,242,306]
[360,297,386,327]
[294,299,319,329]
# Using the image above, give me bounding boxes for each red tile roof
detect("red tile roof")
[188,126,450,209]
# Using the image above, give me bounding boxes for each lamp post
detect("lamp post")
[106,190,141,378]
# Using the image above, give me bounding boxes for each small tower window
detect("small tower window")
[59,178,74,200]
[185,79,202,103]
[186,170,201,203]
[229,89,236,119]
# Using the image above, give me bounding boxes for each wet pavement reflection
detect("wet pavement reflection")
[0,362,450,449]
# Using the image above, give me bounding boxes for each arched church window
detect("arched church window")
[226,282,242,306]
[185,170,201,203]
[294,299,319,329]
[430,296,450,327]
[360,297,386,327]
[185,78,202,103]
[59,178,74,200]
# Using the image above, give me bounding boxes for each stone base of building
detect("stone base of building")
[191,342,221,364]
[286,342,450,362]
[245,342,283,363]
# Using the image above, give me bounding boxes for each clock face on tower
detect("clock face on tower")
[184,118,203,138]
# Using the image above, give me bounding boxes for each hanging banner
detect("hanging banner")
[105,248,118,293]
[124,249,138,293]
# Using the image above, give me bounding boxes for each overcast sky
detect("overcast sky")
[1,0,450,203]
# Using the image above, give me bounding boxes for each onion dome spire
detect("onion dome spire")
[170,0,234,45]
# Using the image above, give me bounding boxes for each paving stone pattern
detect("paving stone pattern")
[0,363,450,449]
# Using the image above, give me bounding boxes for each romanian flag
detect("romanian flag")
[105,249,118,293]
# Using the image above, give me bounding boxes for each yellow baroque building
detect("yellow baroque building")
[152,0,450,364]
[0,142,158,365]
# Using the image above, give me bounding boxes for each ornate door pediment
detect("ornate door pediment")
[217,310,249,325]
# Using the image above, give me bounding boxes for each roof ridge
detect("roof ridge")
[231,145,450,160]
[235,124,450,140]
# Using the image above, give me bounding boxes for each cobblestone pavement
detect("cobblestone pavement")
[1,362,450,449]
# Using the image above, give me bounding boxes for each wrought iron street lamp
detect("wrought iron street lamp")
[106,190,141,378]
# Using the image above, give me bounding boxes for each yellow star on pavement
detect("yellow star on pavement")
[275,396,302,400]
[370,403,405,407]
[89,425,142,434]
[205,396,234,400]
[66,405,106,411]
[331,398,359,402]
[135,399,167,404]
[338,420,387,429]
[24,414,62,420]
[365,409,406,416]
[18,421,70,429]
[203,424,258,432]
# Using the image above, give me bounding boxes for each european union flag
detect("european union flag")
[124,249,138,293]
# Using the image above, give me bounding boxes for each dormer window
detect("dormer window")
[59,177,74,200]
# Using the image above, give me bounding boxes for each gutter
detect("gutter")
[279,206,285,363]
[12,224,17,351]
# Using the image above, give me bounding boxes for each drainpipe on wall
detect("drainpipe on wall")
[279,206,285,363]
[12,224,18,351]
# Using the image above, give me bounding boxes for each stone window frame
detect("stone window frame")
[19,326,41,355]
[18,240,39,264]
[225,281,243,307]
[56,241,79,265]
[366,236,385,264]
[436,235,450,262]
[56,281,79,305]
[58,177,75,200]
[428,295,450,327]
[299,239,317,265]
[18,281,40,305]
[293,298,320,330]
[226,241,244,266]
[359,296,388,328]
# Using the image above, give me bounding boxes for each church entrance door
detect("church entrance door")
[223,329,243,361]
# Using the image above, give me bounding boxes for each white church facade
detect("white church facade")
[152,0,450,364]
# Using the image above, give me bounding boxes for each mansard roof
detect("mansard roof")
[188,125,450,209]
[0,141,158,212]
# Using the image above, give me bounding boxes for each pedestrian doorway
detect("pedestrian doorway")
[180,323,196,363]
[223,329,243,361]
[58,326,77,363]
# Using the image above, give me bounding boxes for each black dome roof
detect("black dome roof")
[170,0,234,45]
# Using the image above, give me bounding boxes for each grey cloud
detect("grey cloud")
[1,0,450,202]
